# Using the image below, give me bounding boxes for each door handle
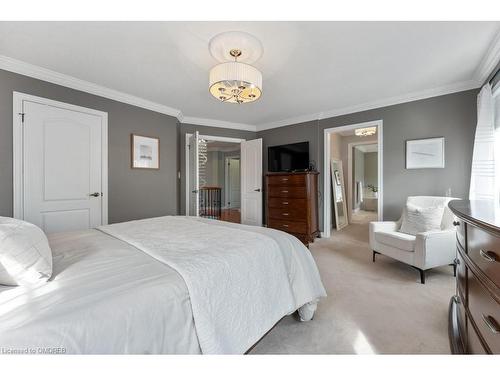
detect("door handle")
[254,188,261,192]
[192,190,199,194]
[89,192,100,197]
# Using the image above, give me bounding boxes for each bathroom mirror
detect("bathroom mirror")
[331,159,348,230]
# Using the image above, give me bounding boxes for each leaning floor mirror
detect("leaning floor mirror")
[331,159,348,230]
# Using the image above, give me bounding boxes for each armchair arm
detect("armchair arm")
[369,221,400,249]
[414,230,457,270]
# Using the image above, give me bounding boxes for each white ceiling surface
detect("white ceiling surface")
[0,22,499,131]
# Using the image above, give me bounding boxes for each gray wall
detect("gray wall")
[353,148,365,210]
[178,123,255,215]
[364,152,378,189]
[0,69,179,223]
[258,89,478,229]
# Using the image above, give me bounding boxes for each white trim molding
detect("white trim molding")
[181,116,256,132]
[12,91,109,225]
[1,55,180,118]
[474,29,500,84]
[323,120,383,239]
[0,53,486,133]
[257,80,479,131]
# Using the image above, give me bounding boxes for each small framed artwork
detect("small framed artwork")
[406,137,445,169]
[334,170,341,185]
[131,134,160,169]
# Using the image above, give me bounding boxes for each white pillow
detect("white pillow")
[399,203,445,236]
[0,216,53,286]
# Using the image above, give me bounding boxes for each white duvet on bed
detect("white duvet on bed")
[99,217,326,354]
[0,230,201,354]
[0,216,325,354]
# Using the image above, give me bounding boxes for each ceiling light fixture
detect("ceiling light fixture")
[208,31,263,104]
[355,127,377,137]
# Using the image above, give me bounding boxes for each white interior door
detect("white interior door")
[22,100,104,234]
[187,131,199,216]
[241,138,262,226]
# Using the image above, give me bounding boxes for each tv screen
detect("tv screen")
[268,142,309,172]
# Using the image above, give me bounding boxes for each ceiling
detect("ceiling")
[0,21,499,131]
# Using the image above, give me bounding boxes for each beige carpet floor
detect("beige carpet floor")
[250,214,455,354]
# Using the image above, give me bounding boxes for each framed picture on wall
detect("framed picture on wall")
[131,134,160,169]
[406,137,445,169]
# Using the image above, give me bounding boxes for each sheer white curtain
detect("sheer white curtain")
[469,83,499,201]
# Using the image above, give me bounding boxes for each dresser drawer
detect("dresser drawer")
[267,174,306,186]
[268,207,306,222]
[467,321,489,354]
[267,185,307,198]
[468,274,500,353]
[468,225,500,289]
[268,218,307,234]
[268,197,307,209]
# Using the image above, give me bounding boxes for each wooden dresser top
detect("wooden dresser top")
[449,199,500,235]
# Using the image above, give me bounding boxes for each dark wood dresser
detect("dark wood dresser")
[448,200,500,354]
[265,171,319,246]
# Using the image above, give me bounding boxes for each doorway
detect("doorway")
[13,92,108,234]
[323,120,383,238]
[185,133,263,226]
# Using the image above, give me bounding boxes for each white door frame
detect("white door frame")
[12,92,109,224]
[323,120,383,238]
[185,133,244,215]
[347,140,378,222]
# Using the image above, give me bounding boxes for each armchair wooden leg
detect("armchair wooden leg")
[372,250,379,262]
[412,266,426,284]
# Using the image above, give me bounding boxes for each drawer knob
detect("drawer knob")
[480,249,497,262]
[282,202,289,205]
[282,213,289,216]
[482,314,500,334]
[282,190,288,193]
[282,178,289,181]
[453,220,460,226]
[282,224,289,228]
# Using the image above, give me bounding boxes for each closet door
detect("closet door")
[22,100,104,233]
[241,138,262,226]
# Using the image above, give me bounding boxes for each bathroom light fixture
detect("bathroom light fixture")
[355,127,377,137]
[208,31,263,104]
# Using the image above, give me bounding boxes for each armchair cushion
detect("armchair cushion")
[399,203,445,235]
[374,231,416,252]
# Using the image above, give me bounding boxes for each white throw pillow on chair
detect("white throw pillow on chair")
[0,216,53,286]
[399,203,445,236]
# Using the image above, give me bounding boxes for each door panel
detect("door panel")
[23,101,103,233]
[241,138,262,226]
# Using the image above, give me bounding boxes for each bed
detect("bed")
[0,216,326,354]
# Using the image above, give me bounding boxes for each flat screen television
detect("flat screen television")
[268,141,310,172]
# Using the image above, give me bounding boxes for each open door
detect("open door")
[187,131,199,216]
[241,138,262,226]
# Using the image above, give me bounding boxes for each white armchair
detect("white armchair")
[369,196,458,284]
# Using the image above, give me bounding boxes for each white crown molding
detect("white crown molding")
[0,54,482,134]
[0,55,182,118]
[474,29,500,85]
[256,79,479,131]
[181,115,256,132]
